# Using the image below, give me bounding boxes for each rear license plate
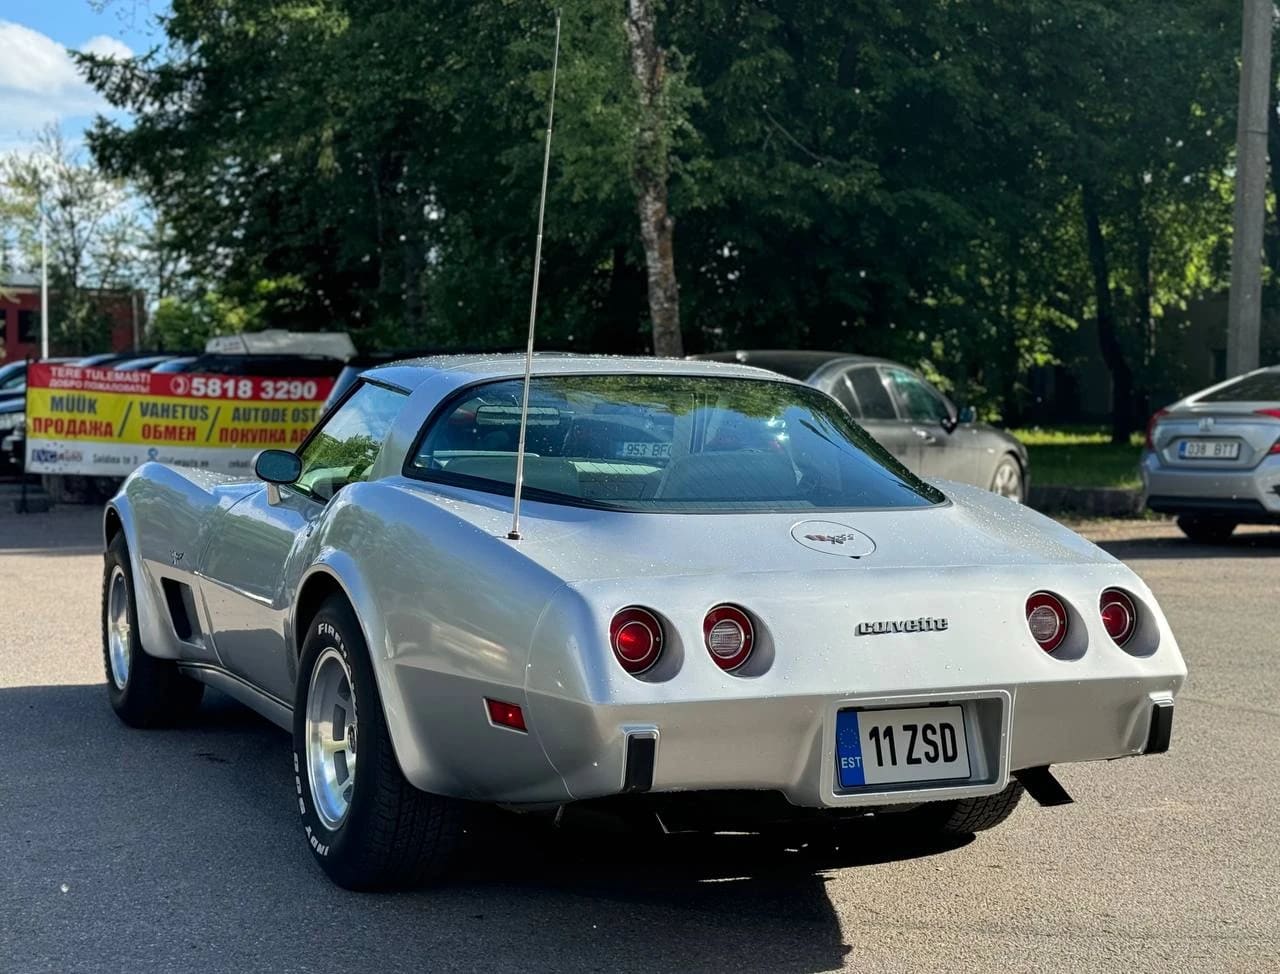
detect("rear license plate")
[836,705,970,788]
[615,441,672,459]
[1178,438,1240,460]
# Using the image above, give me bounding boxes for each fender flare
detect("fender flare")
[292,555,427,782]
[103,497,180,659]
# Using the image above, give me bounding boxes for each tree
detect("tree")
[78,0,1242,433]
[624,0,685,357]
[1,124,144,353]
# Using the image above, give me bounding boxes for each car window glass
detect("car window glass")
[1197,370,1280,402]
[408,374,945,512]
[885,369,951,424]
[848,368,897,420]
[296,383,406,501]
[830,375,860,416]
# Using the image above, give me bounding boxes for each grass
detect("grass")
[1011,426,1144,490]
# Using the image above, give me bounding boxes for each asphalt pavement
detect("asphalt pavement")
[1,503,1277,973]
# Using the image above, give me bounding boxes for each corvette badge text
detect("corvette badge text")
[856,617,950,636]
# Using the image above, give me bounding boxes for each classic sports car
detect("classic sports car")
[102,354,1186,889]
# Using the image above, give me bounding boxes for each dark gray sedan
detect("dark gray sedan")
[693,350,1029,502]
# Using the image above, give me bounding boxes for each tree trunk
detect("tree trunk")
[1082,183,1134,445]
[1267,49,1280,275]
[624,0,683,358]
[1132,180,1153,421]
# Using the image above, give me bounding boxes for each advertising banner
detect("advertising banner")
[24,363,334,476]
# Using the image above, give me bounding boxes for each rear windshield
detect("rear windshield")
[1196,370,1280,403]
[407,375,945,512]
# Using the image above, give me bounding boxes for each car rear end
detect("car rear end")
[523,556,1182,816]
[1142,367,1280,532]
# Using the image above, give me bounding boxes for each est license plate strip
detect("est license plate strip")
[1178,438,1240,460]
[836,705,971,788]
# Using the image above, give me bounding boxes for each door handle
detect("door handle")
[914,428,938,444]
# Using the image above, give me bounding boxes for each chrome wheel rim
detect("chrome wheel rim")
[106,566,131,689]
[305,648,358,830]
[993,462,1023,502]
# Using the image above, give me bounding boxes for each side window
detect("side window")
[885,369,951,424]
[296,383,406,502]
[848,367,897,420]
[829,374,861,417]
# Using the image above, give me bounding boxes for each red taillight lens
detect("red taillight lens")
[1144,408,1169,450]
[1099,589,1137,646]
[703,604,755,671]
[484,698,527,732]
[1025,592,1068,653]
[610,607,663,674]
[1256,410,1280,452]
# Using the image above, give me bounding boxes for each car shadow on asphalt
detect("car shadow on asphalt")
[3,682,974,973]
[0,505,104,555]
[1095,529,1280,561]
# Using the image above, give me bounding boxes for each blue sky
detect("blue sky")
[0,1,168,153]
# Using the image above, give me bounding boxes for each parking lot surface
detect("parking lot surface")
[1,504,1277,973]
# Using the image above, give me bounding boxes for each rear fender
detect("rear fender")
[292,485,571,803]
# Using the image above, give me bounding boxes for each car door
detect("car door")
[842,365,919,470]
[882,367,965,481]
[199,381,407,702]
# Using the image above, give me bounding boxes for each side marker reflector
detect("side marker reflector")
[485,698,528,733]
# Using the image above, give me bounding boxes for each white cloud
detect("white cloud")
[80,34,134,62]
[0,21,133,152]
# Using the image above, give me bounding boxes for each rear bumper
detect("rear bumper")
[526,672,1182,810]
[1141,451,1280,521]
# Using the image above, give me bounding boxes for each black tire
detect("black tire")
[293,595,467,890]
[916,781,1024,835]
[1176,515,1237,544]
[102,533,204,727]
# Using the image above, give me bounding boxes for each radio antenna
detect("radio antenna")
[508,9,561,542]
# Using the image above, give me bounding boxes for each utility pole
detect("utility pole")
[1226,0,1272,378]
[39,205,49,360]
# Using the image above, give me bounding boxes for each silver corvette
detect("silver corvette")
[102,354,1185,889]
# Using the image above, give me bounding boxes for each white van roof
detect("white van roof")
[205,330,356,359]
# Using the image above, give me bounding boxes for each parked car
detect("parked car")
[1142,365,1280,542]
[159,352,345,378]
[0,396,22,472]
[103,353,1183,889]
[0,356,76,403]
[111,354,178,371]
[0,361,27,400]
[693,350,1029,502]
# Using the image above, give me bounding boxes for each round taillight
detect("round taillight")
[610,607,663,674]
[1025,592,1068,653]
[703,604,754,672]
[1099,589,1137,646]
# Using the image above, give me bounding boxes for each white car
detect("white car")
[1143,365,1280,541]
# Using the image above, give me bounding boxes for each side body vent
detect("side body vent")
[160,578,202,642]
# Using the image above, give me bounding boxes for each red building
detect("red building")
[0,272,142,362]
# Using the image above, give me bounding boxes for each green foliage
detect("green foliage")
[1012,426,1144,489]
[77,0,1244,422]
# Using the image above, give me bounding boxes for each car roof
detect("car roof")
[690,349,895,380]
[364,352,794,392]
